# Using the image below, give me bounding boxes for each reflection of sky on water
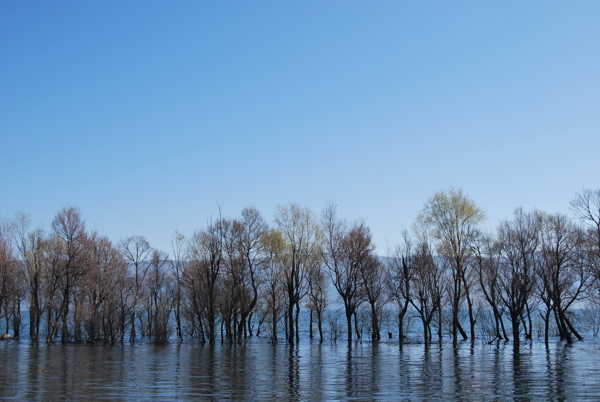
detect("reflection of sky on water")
[1,339,599,400]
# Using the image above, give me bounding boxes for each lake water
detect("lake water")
[1,337,599,400]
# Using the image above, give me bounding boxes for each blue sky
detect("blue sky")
[2,1,599,254]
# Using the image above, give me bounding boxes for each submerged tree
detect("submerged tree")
[570,189,600,296]
[86,235,131,343]
[386,231,414,343]
[147,249,173,343]
[471,231,507,342]
[0,219,24,339]
[118,235,151,341]
[187,219,225,344]
[306,248,328,342]
[410,231,444,345]
[260,229,287,341]
[419,188,486,345]
[171,231,186,341]
[12,213,46,341]
[275,203,320,345]
[538,213,591,344]
[496,208,541,348]
[51,206,90,343]
[354,226,385,342]
[6,189,600,346]
[233,207,270,342]
[322,203,361,343]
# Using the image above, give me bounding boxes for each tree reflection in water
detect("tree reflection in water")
[1,339,600,400]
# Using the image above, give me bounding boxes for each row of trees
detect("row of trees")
[402,189,600,350]
[0,189,598,347]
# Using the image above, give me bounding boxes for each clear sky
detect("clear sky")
[2,1,599,255]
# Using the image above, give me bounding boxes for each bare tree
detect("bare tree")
[0,219,24,339]
[321,203,361,343]
[118,235,152,342]
[146,249,173,343]
[220,217,244,341]
[538,213,591,344]
[386,230,414,342]
[351,224,385,342]
[227,207,269,342]
[496,208,541,348]
[187,219,225,344]
[180,253,206,341]
[86,235,131,343]
[570,188,600,253]
[51,206,90,343]
[102,244,133,344]
[306,249,328,342]
[275,203,320,344]
[410,232,444,345]
[118,235,152,341]
[171,231,186,341]
[42,233,64,342]
[570,188,600,294]
[12,213,46,341]
[340,221,382,342]
[471,231,507,342]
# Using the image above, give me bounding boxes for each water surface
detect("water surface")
[1,338,599,400]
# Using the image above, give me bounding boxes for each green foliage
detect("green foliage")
[418,188,486,259]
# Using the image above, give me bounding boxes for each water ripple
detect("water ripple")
[0,339,599,400]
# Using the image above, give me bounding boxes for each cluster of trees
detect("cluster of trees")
[0,189,599,347]
[389,188,600,349]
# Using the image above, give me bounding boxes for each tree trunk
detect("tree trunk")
[271,297,278,341]
[457,321,468,341]
[563,313,584,341]
[398,313,404,341]
[557,307,574,344]
[524,302,533,340]
[542,309,551,344]
[61,283,70,344]
[346,309,353,343]
[295,303,300,344]
[438,306,443,343]
[317,311,324,343]
[287,286,295,345]
[370,304,380,341]
[452,279,461,346]
[511,315,520,350]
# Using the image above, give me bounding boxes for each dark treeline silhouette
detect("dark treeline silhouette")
[1,188,599,347]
